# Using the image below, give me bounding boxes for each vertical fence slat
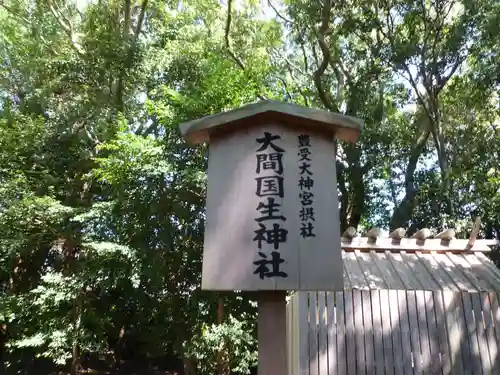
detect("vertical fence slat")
[326,292,337,375]
[480,292,497,375]
[397,290,414,375]
[362,290,375,375]
[291,293,299,375]
[344,291,356,374]
[318,292,328,375]
[407,290,423,375]
[443,291,465,375]
[471,292,491,373]
[371,290,385,375]
[433,291,452,375]
[293,293,300,375]
[415,290,431,375]
[380,290,395,375]
[389,290,404,375]
[354,290,366,375]
[299,292,310,375]
[287,295,292,375]
[310,292,319,375]
[423,290,442,375]
[336,291,347,375]
[461,292,482,375]
[489,292,500,373]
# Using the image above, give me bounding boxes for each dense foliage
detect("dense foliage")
[0,0,499,374]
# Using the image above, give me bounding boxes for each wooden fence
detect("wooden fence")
[286,290,500,375]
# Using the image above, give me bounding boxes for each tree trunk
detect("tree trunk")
[390,112,431,230]
[183,357,197,375]
[0,326,6,375]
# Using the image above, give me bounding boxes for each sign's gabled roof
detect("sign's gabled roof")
[179,100,363,145]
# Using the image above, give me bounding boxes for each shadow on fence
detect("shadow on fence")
[290,290,500,375]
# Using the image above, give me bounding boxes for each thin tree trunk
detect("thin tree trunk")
[183,358,197,375]
[0,326,6,375]
[390,112,431,230]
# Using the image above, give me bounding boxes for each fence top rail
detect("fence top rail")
[341,237,498,253]
[341,220,498,253]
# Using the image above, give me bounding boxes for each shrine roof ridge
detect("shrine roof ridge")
[179,100,363,145]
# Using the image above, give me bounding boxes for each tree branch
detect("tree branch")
[389,112,431,230]
[134,0,148,40]
[0,2,30,24]
[268,0,292,25]
[225,0,245,70]
[47,0,83,54]
[313,0,339,112]
[224,0,266,100]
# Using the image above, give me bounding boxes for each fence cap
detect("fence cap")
[179,100,363,145]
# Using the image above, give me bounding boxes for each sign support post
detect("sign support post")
[179,100,363,374]
[258,291,287,375]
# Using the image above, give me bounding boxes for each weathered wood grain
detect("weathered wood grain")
[344,291,356,375]
[361,290,375,375]
[317,293,328,375]
[309,292,319,375]
[353,290,366,375]
[371,290,385,375]
[326,292,337,375]
[336,291,347,375]
[380,290,395,375]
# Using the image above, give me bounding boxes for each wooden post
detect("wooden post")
[258,291,287,375]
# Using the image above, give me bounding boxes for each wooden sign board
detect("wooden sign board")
[180,100,363,291]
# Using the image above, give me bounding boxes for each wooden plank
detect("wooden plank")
[362,290,375,375]
[291,293,300,375]
[343,251,369,289]
[407,290,424,375]
[355,250,388,289]
[433,254,474,291]
[343,264,352,290]
[344,291,356,375]
[423,291,442,375]
[415,290,432,374]
[380,290,395,375]
[400,252,441,290]
[336,291,347,375]
[464,253,500,291]
[353,290,366,375]
[298,292,310,375]
[433,291,452,374]
[370,251,406,289]
[287,296,292,375]
[471,293,492,373]
[318,292,328,375]
[416,252,459,291]
[475,253,500,289]
[461,292,483,374]
[371,290,385,375]
[479,292,497,375]
[309,292,319,375]
[489,292,500,373]
[388,290,404,374]
[397,290,414,375]
[447,254,490,292]
[326,292,337,375]
[442,292,465,375]
[340,238,496,252]
[464,254,500,290]
[455,293,473,375]
[386,251,423,290]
